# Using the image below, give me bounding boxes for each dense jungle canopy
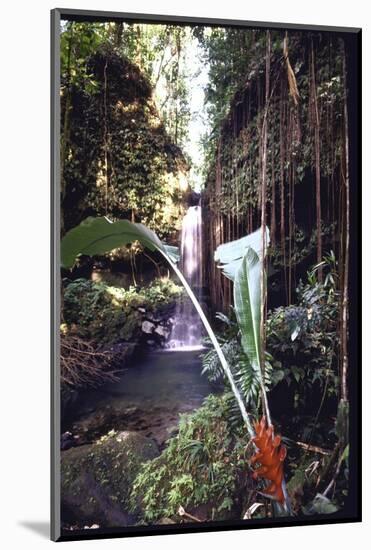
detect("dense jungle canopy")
[61,23,350,306]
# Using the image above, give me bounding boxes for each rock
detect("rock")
[70,404,183,449]
[61,430,159,528]
[141,320,155,334]
[139,304,176,347]
[154,324,170,339]
[71,409,114,443]
[61,431,81,451]
[61,387,80,425]
[186,190,201,207]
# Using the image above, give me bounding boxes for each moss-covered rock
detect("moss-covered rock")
[61,430,159,528]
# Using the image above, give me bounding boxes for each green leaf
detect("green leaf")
[215,226,270,376]
[291,366,304,384]
[61,216,168,269]
[233,246,262,375]
[302,493,339,515]
[290,324,301,341]
[163,244,180,263]
[272,369,285,385]
[214,227,269,282]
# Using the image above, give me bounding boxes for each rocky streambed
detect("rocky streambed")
[61,348,213,530]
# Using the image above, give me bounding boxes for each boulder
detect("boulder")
[61,430,159,528]
[141,320,155,334]
[154,324,170,339]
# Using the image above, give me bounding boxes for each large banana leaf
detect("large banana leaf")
[215,226,271,421]
[60,216,255,437]
[215,227,269,281]
[213,227,270,428]
[214,226,269,372]
[233,247,263,379]
[214,226,291,514]
[61,217,180,268]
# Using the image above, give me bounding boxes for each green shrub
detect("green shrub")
[62,277,184,345]
[130,394,251,523]
[201,261,340,415]
[266,275,340,399]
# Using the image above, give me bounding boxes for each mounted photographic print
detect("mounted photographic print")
[51,8,361,542]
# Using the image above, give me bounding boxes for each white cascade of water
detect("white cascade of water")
[167,205,204,351]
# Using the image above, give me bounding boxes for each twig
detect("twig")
[61,333,119,387]
[322,445,346,497]
[294,441,331,456]
[177,506,202,523]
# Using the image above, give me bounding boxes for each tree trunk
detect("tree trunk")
[340,43,350,403]
[311,42,323,280]
[260,31,271,424]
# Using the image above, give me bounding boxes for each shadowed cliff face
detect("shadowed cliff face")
[62,48,188,238]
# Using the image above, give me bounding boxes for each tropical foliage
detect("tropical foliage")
[58,21,352,530]
[130,394,253,522]
[61,29,188,237]
[62,277,183,345]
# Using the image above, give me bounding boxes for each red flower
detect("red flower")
[250,416,287,504]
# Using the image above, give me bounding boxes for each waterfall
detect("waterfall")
[168,205,204,350]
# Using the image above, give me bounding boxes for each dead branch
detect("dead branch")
[294,441,331,456]
[60,333,119,388]
[283,33,300,105]
[177,506,202,523]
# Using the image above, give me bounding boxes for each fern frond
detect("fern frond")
[202,337,272,410]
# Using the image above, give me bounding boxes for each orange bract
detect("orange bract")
[250,416,287,504]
